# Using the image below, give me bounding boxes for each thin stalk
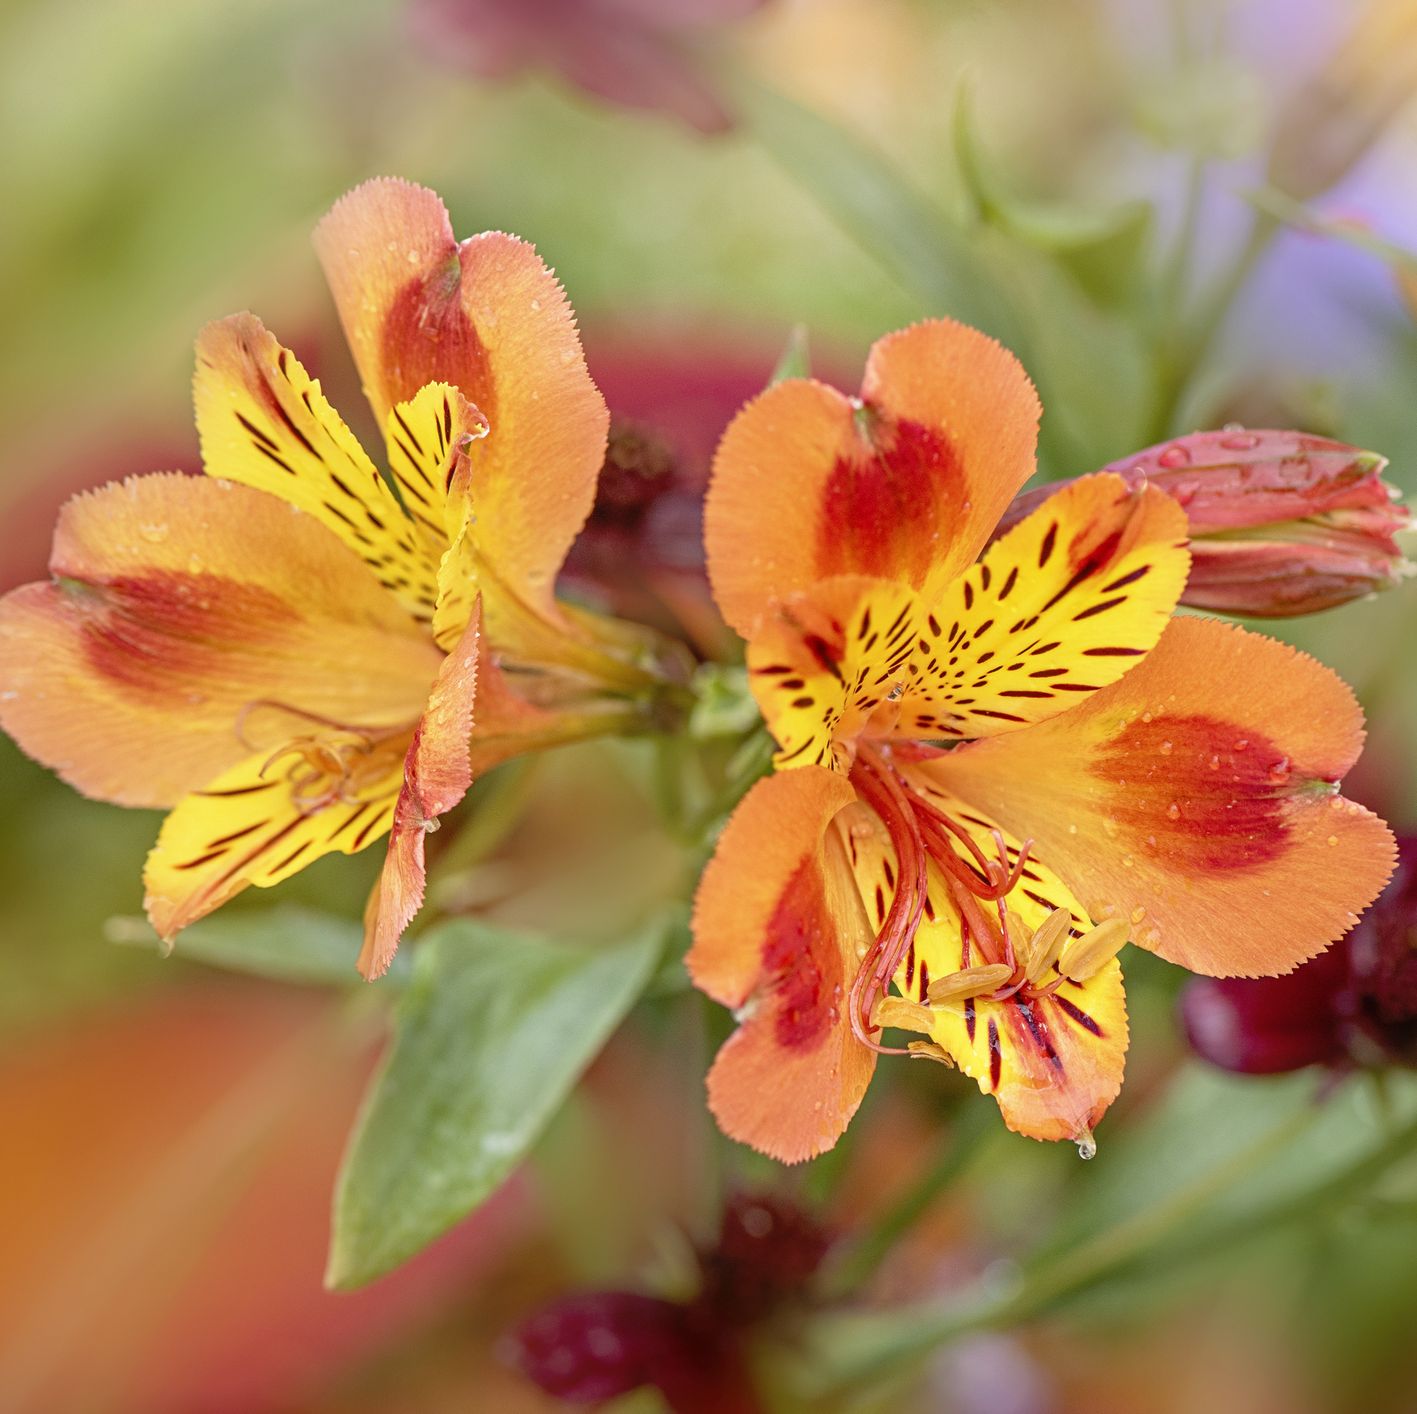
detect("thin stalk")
[820,1103,993,1298]
[803,1097,1417,1396]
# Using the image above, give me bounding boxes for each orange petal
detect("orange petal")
[194,314,442,627]
[706,319,1040,637]
[898,474,1190,739]
[0,474,438,809]
[145,736,407,944]
[929,617,1396,976]
[361,601,482,980]
[313,179,609,616]
[689,768,875,1163]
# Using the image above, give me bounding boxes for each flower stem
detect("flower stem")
[803,1096,1417,1396]
[820,1103,993,1299]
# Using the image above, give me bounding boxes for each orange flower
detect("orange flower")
[0,179,665,979]
[689,319,1396,1160]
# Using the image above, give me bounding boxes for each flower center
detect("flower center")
[846,744,1127,1052]
[234,700,409,816]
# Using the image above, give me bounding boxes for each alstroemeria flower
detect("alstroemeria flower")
[688,318,1395,1158]
[0,178,662,979]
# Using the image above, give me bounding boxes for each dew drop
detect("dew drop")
[1327,835,1339,846]
[1159,740,1173,755]
[1141,712,1153,723]
[1075,1128,1098,1160]
[1166,803,1181,820]
[1266,757,1291,785]
[1157,444,1191,469]
[1221,431,1261,451]
[1130,906,1146,925]
[1208,756,1220,770]
[138,521,169,543]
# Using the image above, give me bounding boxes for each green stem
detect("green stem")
[805,1097,1417,1396]
[820,1104,992,1299]
[1150,207,1280,438]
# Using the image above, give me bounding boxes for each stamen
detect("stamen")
[927,962,1014,1005]
[1059,918,1130,981]
[847,748,929,1050]
[1022,907,1073,984]
[873,995,934,1034]
[906,1039,956,1066]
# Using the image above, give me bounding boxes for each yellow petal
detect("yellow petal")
[898,474,1190,740]
[144,736,407,943]
[194,314,441,626]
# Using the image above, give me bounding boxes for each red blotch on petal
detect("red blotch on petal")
[818,416,965,586]
[1094,714,1293,872]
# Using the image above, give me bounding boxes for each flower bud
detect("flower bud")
[998,429,1410,618]
[1181,836,1417,1075]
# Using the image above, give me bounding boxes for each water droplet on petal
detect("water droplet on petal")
[1167,802,1181,820]
[1157,445,1191,469]
[1075,1128,1098,1160]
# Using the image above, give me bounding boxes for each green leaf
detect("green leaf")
[952,88,1154,308]
[105,905,407,987]
[728,73,1024,345]
[326,917,663,1288]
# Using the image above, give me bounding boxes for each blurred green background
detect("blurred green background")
[3,1,1417,1411]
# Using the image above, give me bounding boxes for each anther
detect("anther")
[927,962,1014,1005]
[1022,907,1073,985]
[907,1039,956,1067]
[1059,919,1130,981]
[874,995,935,1035]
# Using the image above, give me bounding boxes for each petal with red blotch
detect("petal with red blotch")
[689,768,875,1163]
[361,601,481,979]
[0,474,439,809]
[313,179,609,615]
[927,617,1396,977]
[194,314,442,627]
[705,319,1040,637]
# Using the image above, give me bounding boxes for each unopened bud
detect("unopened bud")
[997,429,1410,618]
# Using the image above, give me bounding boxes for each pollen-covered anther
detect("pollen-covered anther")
[1021,906,1074,985]
[927,962,1015,1005]
[1058,918,1130,981]
[873,994,935,1034]
[907,1039,956,1067]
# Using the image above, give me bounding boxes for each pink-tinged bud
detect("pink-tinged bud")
[998,429,1410,618]
[1181,837,1417,1076]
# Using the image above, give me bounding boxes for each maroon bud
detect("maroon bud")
[1180,943,1351,1075]
[504,1291,690,1405]
[699,1192,833,1325]
[1182,837,1417,1075]
[998,430,1410,618]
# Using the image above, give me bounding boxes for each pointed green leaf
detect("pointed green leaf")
[106,905,408,986]
[326,917,662,1288]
